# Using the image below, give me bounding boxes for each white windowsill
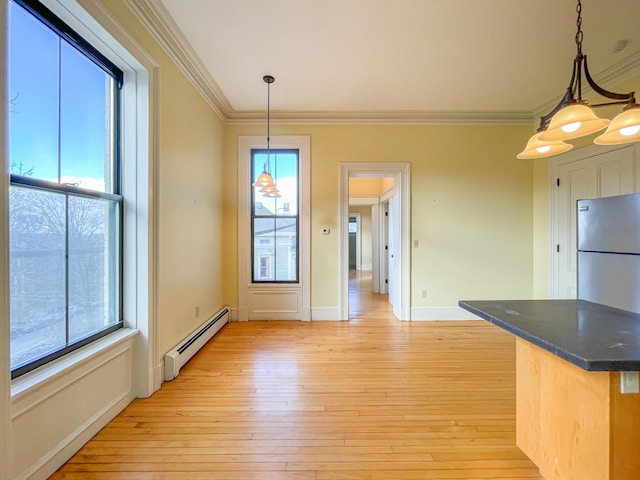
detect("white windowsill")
[11,328,139,400]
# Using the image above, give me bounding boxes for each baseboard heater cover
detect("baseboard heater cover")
[164,306,230,381]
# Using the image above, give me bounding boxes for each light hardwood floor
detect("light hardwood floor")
[50,271,542,479]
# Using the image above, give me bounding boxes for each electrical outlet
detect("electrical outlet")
[422,290,427,298]
[621,371,639,394]
[195,306,200,318]
[414,240,419,248]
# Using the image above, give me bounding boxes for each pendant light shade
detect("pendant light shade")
[594,105,640,145]
[517,132,574,160]
[259,185,279,194]
[253,163,275,188]
[539,104,610,142]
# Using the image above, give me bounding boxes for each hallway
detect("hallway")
[348,269,392,322]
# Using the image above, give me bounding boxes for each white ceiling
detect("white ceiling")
[146,0,640,123]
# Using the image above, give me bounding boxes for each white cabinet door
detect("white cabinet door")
[554,146,637,298]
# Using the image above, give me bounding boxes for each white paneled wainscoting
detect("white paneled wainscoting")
[10,329,138,480]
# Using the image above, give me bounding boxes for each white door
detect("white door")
[554,146,637,298]
[380,201,389,295]
[388,195,401,317]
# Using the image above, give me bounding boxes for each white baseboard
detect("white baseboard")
[411,306,483,321]
[154,363,164,392]
[311,307,344,321]
[361,263,372,271]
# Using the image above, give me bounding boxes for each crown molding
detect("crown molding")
[533,50,640,121]
[225,109,535,126]
[122,0,231,120]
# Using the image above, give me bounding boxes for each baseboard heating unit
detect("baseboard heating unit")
[164,306,230,381]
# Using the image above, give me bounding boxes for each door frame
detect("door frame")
[339,163,411,320]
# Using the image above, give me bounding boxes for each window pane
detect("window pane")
[254,217,275,281]
[9,1,60,179]
[60,42,113,193]
[9,186,66,369]
[252,151,298,216]
[252,217,298,282]
[8,0,123,378]
[68,196,119,342]
[275,218,297,281]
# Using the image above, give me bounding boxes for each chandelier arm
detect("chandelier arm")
[582,55,635,102]
[539,88,574,131]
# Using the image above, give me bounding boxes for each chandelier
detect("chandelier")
[252,75,280,197]
[517,0,640,160]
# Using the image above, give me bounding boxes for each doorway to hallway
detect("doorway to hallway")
[339,163,411,321]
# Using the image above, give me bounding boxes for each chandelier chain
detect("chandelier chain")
[575,0,583,55]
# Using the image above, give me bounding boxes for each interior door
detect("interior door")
[555,146,636,298]
[388,196,400,316]
[380,201,389,295]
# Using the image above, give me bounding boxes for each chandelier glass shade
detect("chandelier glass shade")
[538,103,610,142]
[594,105,640,145]
[518,0,639,159]
[516,132,573,160]
[253,163,275,188]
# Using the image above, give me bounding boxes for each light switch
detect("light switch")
[621,371,639,394]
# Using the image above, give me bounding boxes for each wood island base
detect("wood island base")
[516,338,640,480]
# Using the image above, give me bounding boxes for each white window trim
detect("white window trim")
[237,136,311,321]
[1,3,11,478]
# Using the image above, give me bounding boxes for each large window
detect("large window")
[251,149,299,283]
[9,0,123,378]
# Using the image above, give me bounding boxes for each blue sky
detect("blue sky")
[9,1,111,191]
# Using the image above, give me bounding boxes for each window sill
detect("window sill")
[11,328,139,401]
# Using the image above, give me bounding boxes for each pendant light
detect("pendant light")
[252,75,280,196]
[518,0,639,159]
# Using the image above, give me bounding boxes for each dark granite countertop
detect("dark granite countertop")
[459,299,640,371]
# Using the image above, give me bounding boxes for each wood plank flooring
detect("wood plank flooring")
[50,271,542,479]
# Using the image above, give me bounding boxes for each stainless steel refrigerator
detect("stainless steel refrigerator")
[577,192,640,315]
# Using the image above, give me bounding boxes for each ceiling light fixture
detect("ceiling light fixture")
[517,0,639,159]
[252,75,280,197]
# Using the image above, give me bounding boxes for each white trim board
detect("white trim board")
[311,308,343,321]
[411,307,483,321]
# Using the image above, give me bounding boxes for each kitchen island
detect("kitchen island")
[459,299,640,480]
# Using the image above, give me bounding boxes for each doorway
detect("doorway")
[339,163,411,321]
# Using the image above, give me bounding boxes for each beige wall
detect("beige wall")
[349,177,392,196]
[103,2,226,358]
[225,123,534,310]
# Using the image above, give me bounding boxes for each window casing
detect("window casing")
[8,0,123,378]
[251,149,299,283]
